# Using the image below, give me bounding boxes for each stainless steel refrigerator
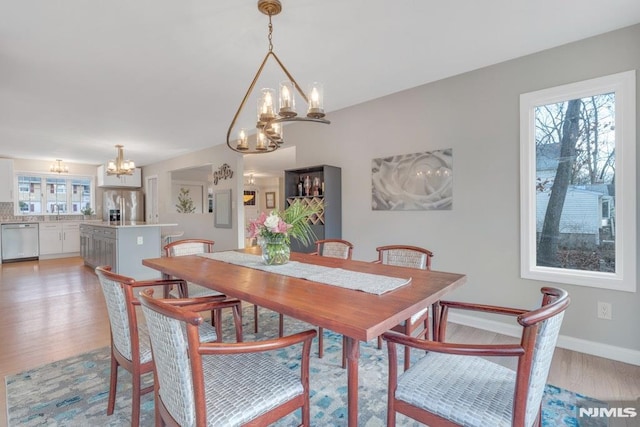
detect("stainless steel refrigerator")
[102,189,144,222]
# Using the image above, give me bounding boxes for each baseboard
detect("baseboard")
[447,312,640,366]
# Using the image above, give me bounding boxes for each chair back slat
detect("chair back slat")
[167,241,213,257]
[95,269,133,360]
[322,241,352,259]
[523,309,565,425]
[377,245,433,270]
[141,304,196,426]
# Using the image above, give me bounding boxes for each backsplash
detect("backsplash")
[0,202,90,222]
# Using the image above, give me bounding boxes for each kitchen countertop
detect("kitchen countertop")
[82,222,178,228]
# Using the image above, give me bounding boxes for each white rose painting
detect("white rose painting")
[372,149,453,211]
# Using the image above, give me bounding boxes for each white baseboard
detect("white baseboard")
[447,312,640,366]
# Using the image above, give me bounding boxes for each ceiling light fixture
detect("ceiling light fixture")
[226,0,330,154]
[50,159,69,174]
[106,144,135,176]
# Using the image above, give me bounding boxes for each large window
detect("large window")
[520,71,636,292]
[16,174,93,216]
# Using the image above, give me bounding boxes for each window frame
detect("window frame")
[14,172,95,217]
[519,70,636,292]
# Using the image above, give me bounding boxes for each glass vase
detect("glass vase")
[259,234,290,265]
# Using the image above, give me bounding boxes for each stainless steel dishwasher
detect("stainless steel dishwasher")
[1,223,40,262]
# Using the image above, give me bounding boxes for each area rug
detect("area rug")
[6,307,606,426]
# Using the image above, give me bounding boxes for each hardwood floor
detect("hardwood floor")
[1,257,638,426]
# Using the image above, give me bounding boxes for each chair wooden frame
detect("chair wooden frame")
[139,291,317,427]
[383,287,570,427]
[374,245,434,370]
[164,238,247,339]
[95,266,241,427]
[279,238,354,361]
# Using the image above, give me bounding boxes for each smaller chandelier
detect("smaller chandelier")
[50,159,69,174]
[227,0,330,154]
[106,145,135,176]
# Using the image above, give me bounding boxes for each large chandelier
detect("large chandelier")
[106,145,135,176]
[50,159,69,174]
[226,0,330,154]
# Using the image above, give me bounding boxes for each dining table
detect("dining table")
[142,247,467,426]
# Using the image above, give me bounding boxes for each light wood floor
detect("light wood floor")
[1,257,639,426]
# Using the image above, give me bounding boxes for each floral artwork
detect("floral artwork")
[372,148,453,211]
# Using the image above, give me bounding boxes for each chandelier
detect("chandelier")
[226,0,330,154]
[106,145,135,176]
[50,159,69,174]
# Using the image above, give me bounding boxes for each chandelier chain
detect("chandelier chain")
[268,15,274,52]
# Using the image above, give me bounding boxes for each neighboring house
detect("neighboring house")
[536,186,614,246]
[536,143,615,247]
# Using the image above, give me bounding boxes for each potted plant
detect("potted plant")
[247,200,320,265]
[80,205,94,219]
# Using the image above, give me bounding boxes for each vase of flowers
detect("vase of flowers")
[248,200,320,265]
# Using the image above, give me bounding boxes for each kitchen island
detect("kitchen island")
[80,222,177,279]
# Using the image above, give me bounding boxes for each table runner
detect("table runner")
[198,251,411,295]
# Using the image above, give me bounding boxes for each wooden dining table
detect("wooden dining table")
[142,247,467,426]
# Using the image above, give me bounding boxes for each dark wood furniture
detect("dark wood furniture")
[139,291,316,427]
[383,287,570,427]
[374,244,435,369]
[142,247,466,426]
[284,165,342,253]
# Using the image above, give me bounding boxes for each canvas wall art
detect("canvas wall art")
[372,148,453,211]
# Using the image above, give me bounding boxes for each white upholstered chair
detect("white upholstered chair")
[95,266,237,427]
[383,287,570,427]
[164,238,245,339]
[374,244,434,370]
[139,290,317,426]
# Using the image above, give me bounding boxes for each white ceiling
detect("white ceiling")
[2,0,639,170]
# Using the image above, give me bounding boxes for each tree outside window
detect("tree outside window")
[520,71,636,292]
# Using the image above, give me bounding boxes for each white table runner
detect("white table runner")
[198,251,411,295]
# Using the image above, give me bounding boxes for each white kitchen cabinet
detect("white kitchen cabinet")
[97,165,142,188]
[39,222,81,256]
[0,158,14,203]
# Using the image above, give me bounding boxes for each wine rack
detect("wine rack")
[284,165,342,252]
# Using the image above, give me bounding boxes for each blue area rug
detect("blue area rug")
[6,308,606,426]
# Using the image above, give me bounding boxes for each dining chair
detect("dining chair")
[374,244,434,370]
[383,286,570,427]
[279,238,354,360]
[139,290,317,426]
[164,238,246,339]
[94,266,241,427]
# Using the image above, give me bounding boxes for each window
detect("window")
[16,173,94,216]
[520,71,636,292]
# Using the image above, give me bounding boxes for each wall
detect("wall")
[142,144,244,251]
[282,24,640,362]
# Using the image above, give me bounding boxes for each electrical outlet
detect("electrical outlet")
[597,301,612,320]
[137,236,143,245]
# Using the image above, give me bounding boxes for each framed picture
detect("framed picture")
[265,191,276,209]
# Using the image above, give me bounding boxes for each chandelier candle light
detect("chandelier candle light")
[50,159,69,174]
[226,0,330,154]
[106,144,135,176]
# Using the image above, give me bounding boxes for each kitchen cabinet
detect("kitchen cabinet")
[97,165,142,188]
[284,165,342,253]
[39,222,81,257]
[80,223,170,279]
[0,158,14,203]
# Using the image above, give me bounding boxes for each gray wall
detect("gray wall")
[143,144,244,251]
[283,24,640,359]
